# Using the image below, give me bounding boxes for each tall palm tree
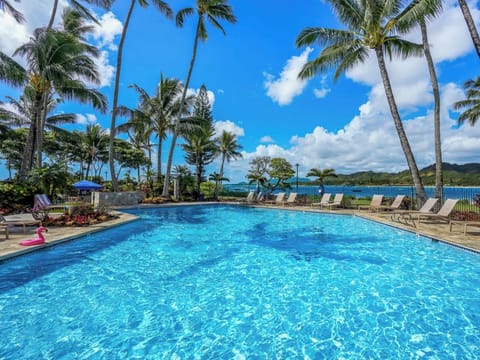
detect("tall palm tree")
[0,0,24,23]
[457,0,480,57]
[108,0,172,192]
[306,168,337,197]
[215,130,242,193]
[117,76,188,185]
[162,0,237,197]
[453,77,480,126]
[12,25,107,177]
[415,0,443,201]
[296,0,439,205]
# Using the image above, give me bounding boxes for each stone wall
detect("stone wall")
[92,191,145,207]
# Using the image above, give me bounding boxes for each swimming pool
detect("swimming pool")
[0,205,479,358]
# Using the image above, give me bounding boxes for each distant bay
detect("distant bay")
[225,184,480,199]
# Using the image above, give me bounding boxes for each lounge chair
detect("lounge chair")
[283,192,298,206]
[416,199,458,224]
[311,193,331,208]
[265,192,285,205]
[449,220,480,235]
[391,198,439,226]
[323,193,344,210]
[358,194,384,212]
[377,195,405,212]
[241,191,255,203]
[0,214,42,234]
[0,223,8,239]
[33,194,67,218]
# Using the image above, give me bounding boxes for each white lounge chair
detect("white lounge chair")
[311,193,331,208]
[391,198,439,226]
[377,195,405,212]
[417,199,458,224]
[358,194,384,212]
[283,193,298,206]
[265,192,285,205]
[323,193,344,210]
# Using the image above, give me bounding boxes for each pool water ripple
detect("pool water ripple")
[1,205,480,358]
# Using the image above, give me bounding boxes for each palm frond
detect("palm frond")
[383,36,423,60]
[176,7,194,27]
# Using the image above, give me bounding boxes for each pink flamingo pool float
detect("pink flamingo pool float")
[20,226,48,246]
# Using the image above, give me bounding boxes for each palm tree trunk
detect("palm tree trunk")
[162,18,202,197]
[458,0,480,57]
[47,0,59,29]
[218,153,226,195]
[109,0,135,192]
[375,46,427,206]
[19,93,42,179]
[162,132,177,196]
[420,20,443,202]
[35,91,49,168]
[157,138,162,183]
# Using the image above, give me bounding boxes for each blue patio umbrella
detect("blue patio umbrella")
[73,180,103,191]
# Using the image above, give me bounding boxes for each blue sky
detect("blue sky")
[1,0,479,183]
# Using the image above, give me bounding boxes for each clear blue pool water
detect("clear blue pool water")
[1,205,479,359]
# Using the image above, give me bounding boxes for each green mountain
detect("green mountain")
[304,163,480,186]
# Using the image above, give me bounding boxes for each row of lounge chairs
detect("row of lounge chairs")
[358,195,479,232]
[242,191,298,206]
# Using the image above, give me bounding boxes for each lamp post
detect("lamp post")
[295,163,299,192]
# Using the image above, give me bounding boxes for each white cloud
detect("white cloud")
[0,1,120,88]
[76,113,98,125]
[214,120,245,137]
[263,47,313,105]
[90,12,123,51]
[221,80,480,183]
[260,136,274,143]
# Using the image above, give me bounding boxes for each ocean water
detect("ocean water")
[0,205,479,359]
[226,184,480,200]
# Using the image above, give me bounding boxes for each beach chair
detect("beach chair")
[241,191,255,203]
[416,199,458,224]
[391,198,439,227]
[33,194,68,220]
[323,193,344,210]
[265,192,285,205]
[311,193,331,208]
[0,223,8,239]
[283,193,297,206]
[0,214,42,234]
[449,220,480,235]
[377,195,405,212]
[358,194,384,212]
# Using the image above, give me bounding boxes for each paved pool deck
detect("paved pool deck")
[1,202,479,261]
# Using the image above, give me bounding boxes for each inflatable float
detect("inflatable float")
[20,226,48,246]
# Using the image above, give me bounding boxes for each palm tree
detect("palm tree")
[306,168,337,197]
[418,14,443,200]
[12,25,107,177]
[296,0,438,205]
[209,172,228,199]
[162,0,237,197]
[0,0,24,23]
[108,0,172,192]
[453,77,480,126]
[457,0,480,57]
[117,76,189,186]
[215,130,242,192]
[47,0,112,29]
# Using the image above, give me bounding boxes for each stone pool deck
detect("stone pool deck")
[1,202,479,261]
